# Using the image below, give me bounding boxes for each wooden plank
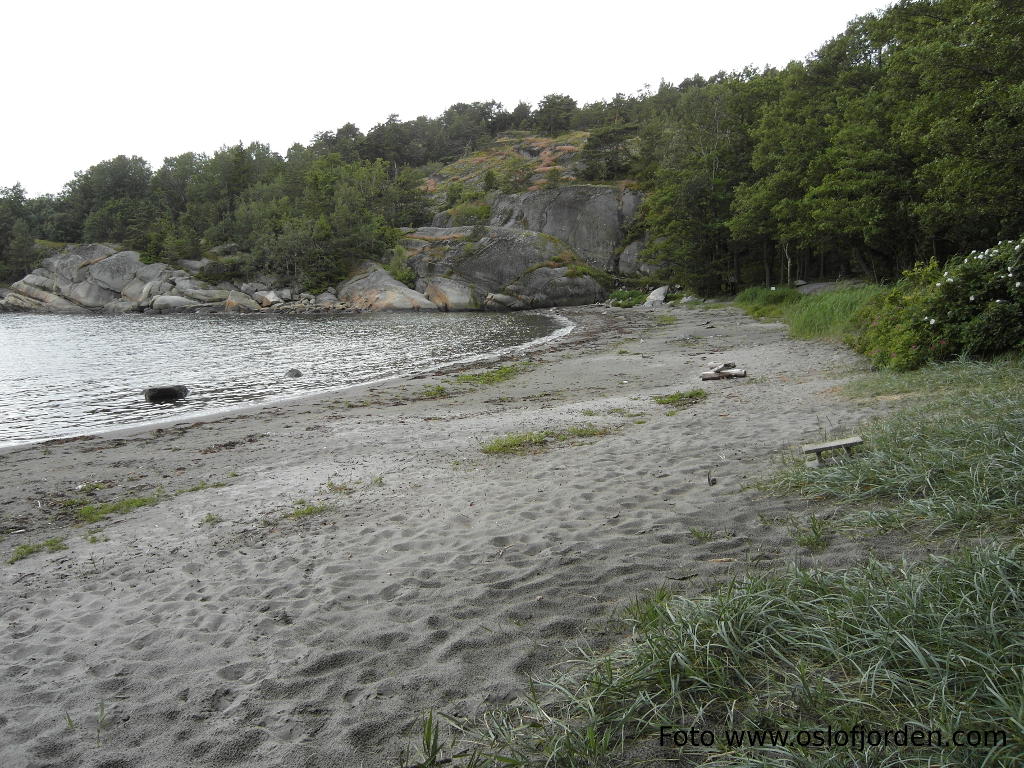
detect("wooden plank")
[700,369,747,380]
[802,436,863,455]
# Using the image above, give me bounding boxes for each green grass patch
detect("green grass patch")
[765,358,1024,534]
[419,384,449,399]
[652,389,707,406]
[784,284,888,340]
[446,545,1024,765]
[481,424,611,455]
[608,288,647,308]
[287,501,330,518]
[456,364,526,386]
[177,480,227,495]
[200,513,222,526]
[9,537,67,564]
[76,495,161,523]
[734,285,803,317]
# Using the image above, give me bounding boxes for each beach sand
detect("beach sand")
[1,303,912,767]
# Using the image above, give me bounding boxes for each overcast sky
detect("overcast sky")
[3,0,888,197]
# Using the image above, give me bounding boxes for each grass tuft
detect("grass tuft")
[456,364,527,386]
[76,495,161,523]
[481,425,611,455]
[9,537,67,564]
[652,389,707,406]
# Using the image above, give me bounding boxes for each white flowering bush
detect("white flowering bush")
[855,238,1024,369]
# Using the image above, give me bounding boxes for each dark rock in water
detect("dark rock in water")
[285,368,302,378]
[143,385,189,404]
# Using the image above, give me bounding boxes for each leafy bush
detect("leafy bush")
[448,201,491,226]
[854,238,1024,370]
[385,247,416,287]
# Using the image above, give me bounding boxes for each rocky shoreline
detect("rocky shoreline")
[1,185,654,315]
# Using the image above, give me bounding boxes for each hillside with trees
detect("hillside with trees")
[2,0,1021,295]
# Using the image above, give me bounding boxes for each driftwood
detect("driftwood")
[701,368,746,380]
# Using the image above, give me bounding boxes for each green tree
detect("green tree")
[534,94,578,135]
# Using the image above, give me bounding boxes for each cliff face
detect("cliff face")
[1,185,650,314]
[433,185,648,276]
[403,226,605,311]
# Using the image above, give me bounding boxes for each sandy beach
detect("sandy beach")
[1,303,910,767]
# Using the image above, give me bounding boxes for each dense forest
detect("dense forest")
[1,0,1021,294]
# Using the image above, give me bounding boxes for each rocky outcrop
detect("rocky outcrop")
[2,186,648,314]
[434,185,646,275]
[335,262,437,311]
[404,226,604,310]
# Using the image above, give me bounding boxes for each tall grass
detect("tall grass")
[735,284,887,341]
[444,547,1024,766]
[766,358,1024,533]
[784,284,888,340]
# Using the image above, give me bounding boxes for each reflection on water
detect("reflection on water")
[0,311,569,446]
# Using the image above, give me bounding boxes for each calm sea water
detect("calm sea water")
[0,311,571,447]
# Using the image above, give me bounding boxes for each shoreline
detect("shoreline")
[0,308,579,455]
[0,303,905,768]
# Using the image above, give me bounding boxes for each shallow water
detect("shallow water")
[0,310,570,446]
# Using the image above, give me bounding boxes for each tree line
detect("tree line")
[2,0,1021,294]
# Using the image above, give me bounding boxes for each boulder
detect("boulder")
[224,290,261,312]
[336,262,437,311]
[66,281,120,308]
[5,281,82,312]
[151,295,201,311]
[278,288,293,301]
[285,368,302,378]
[87,250,142,292]
[315,292,338,307]
[179,287,230,303]
[421,277,479,311]
[208,242,240,257]
[254,290,283,307]
[240,282,268,296]
[143,385,188,403]
[103,299,141,314]
[643,286,669,306]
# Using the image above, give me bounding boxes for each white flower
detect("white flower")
[970,295,975,301]
[946,278,953,283]
[936,282,942,287]
[770,286,776,291]
[929,318,936,325]
[1017,282,1021,288]
[944,271,949,277]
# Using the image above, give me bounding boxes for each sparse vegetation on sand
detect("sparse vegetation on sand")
[652,389,707,406]
[481,425,611,455]
[8,537,67,564]
[456,364,528,386]
[75,495,161,524]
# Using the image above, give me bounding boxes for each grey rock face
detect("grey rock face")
[617,239,654,275]
[406,226,604,309]
[151,295,201,311]
[224,291,262,312]
[336,262,437,311]
[420,276,479,311]
[488,185,642,271]
[87,251,142,292]
[66,281,120,308]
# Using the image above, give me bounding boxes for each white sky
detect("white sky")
[2,0,889,197]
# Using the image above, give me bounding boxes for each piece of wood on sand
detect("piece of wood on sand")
[802,435,864,468]
[700,363,747,380]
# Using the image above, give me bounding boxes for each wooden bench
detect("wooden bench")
[802,436,863,468]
